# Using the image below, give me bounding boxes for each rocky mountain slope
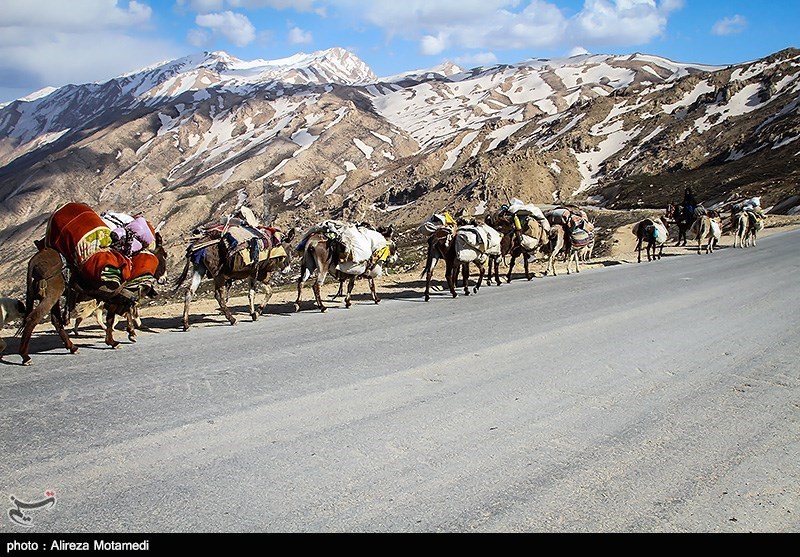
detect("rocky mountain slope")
[0,46,798,296]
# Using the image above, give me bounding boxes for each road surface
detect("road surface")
[1,229,798,533]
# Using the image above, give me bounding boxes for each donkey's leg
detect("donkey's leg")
[345,275,355,308]
[126,310,137,342]
[424,254,439,302]
[312,282,326,312]
[445,255,458,298]
[214,276,237,325]
[19,294,55,366]
[182,266,203,331]
[461,263,471,296]
[51,299,79,354]
[369,276,381,304]
[103,305,121,349]
[523,254,532,281]
[294,275,306,312]
[473,263,486,294]
[260,281,274,316]
[506,254,517,283]
[248,274,259,321]
[18,313,39,366]
[492,255,501,286]
[313,268,329,312]
[334,277,345,300]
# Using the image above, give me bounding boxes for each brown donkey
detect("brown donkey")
[175,227,295,330]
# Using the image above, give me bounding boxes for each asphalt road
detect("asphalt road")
[1,230,798,533]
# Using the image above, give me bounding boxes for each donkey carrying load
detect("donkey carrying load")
[632,217,669,262]
[543,207,596,276]
[295,220,396,312]
[421,212,501,300]
[18,202,167,365]
[175,209,295,330]
[486,199,550,283]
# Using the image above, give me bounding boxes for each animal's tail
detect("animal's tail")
[173,256,191,291]
[420,236,435,279]
[298,246,317,283]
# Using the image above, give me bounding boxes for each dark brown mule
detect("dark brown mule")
[633,217,669,262]
[175,228,295,330]
[668,203,693,246]
[295,226,394,312]
[486,212,545,282]
[421,223,458,301]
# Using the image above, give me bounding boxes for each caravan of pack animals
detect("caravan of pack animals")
[0,191,768,365]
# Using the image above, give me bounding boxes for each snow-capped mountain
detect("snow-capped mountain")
[0,46,798,295]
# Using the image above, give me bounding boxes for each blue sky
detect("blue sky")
[0,0,798,104]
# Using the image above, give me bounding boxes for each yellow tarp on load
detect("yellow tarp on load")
[373,245,392,263]
[238,245,287,266]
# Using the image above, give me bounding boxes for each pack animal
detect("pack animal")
[543,208,595,276]
[449,221,501,296]
[732,210,763,248]
[689,214,716,255]
[175,224,295,330]
[422,221,456,302]
[668,203,693,247]
[563,218,595,274]
[70,231,167,342]
[295,223,394,312]
[486,211,546,283]
[633,217,669,262]
[17,204,168,365]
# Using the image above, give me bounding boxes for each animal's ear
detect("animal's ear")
[17,300,26,315]
[34,238,45,250]
[285,227,297,243]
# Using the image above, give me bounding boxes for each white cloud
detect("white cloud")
[569,46,590,57]
[288,26,313,44]
[571,0,679,44]
[712,15,747,36]
[229,0,319,10]
[0,0,180,103]
[0,0,152,30]
[195,11,256,47]
[177,0,225,13]
[187,28,211,48]
[326,0,684,56]
[178,0,320,12]
[420,33,450,55]
[454,52,499,67]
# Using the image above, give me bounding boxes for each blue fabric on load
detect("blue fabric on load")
[222,233,238,252]
[191,247,207,266]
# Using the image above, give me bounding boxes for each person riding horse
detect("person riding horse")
[682,188,698,222]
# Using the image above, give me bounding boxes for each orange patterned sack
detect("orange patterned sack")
[46,203,132,287]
